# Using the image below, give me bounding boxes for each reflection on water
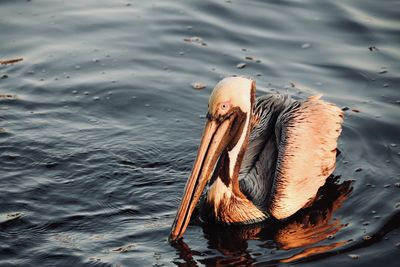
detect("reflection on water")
[173,177,354,265]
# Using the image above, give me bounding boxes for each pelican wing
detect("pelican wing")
[239,93,293,211]
[269,96,343,219]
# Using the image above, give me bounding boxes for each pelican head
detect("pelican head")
[208,77,254,118]
[170,77,263,241]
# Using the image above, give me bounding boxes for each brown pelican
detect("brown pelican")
[170,77,343,241]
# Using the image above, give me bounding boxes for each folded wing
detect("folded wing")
[269,95,343,219]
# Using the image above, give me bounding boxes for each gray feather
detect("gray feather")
[239,92,294,212]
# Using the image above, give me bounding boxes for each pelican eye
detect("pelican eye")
[219,102,231,112]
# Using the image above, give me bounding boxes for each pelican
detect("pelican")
[169,77,343,241]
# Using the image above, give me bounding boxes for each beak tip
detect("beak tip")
[168,232,180,243]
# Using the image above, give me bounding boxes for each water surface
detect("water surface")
[1,0,399,266]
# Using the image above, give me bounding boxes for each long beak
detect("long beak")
[169,116,234,241]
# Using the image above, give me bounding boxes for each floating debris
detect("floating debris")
[363,235,372,241]
[0,58,23,65]
[183,36,207,46]
[0,212,23,224]
[1,74,9,79]
[236,62,247,69]
[184,37,197,42]
[355,168,362,172]
[191,82,206,90]
[384,184,391,188]
[290,82,296,88]
[352,109,360,113]
[348,254,359,259]
[245,56,254,60]
[301,43,311,49]
[111,244,135,253]
[0,94,17,100]
[383,83,389,87]
[368,46,379,51]
[378,67,388,74]
[390,143,397,147]
[341,106,350,111]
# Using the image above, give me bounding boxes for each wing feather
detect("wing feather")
[269,96,343,219]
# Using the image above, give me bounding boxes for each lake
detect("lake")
[0,0,399,266]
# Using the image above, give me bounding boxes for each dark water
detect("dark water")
[1,0,399,266]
